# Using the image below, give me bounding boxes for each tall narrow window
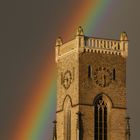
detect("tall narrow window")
[104,106,107,140]
[64,99,71,140]
[113,69,116,80]
[88,65,92,79]
[94,97,107,140]
[95,105,98,140]
[65,109,71,140]
[67,110,71,140]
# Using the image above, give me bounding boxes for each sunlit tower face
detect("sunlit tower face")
[54,27,128,140]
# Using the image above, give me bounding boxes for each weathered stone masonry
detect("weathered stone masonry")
[54,26,128,140]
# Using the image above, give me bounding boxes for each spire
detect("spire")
[120,32,128,41]
[76,26,84,36]
[56,37,63,46]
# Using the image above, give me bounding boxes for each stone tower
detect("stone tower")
[54,26,128,140]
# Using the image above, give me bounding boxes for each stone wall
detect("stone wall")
[55,30,128,140]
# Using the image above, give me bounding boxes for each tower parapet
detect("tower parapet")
[82,35,128,58]
[55,27,128,63]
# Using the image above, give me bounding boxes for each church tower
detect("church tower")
[55,26,128,140]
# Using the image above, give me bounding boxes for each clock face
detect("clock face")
[62,70,72,89]
[94,67,112,87]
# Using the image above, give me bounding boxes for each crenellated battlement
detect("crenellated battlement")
[55,26,128,62]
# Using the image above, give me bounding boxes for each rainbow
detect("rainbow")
[11,0,116,140]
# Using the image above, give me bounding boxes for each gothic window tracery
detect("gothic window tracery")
[94,96,107,140]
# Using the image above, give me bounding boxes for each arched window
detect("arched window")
[88,65,92,79]
[113,69,116,80]
[64,98,71,140]
[65,110,71,140]
[94,96,107,140]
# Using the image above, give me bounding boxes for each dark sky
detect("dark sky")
[0,0,140,140]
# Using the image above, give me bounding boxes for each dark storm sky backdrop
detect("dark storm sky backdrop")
[0,0,140,140]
